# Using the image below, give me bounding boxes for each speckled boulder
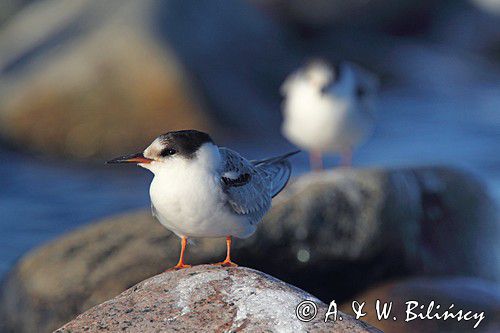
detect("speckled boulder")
[56,265,382,333]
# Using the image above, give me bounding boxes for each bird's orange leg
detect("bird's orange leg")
[214,236,238,267]
[309,150,323,171]
[168,236,191,270]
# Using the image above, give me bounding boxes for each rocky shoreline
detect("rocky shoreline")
[1,167,498,332]
[1,0,499,332]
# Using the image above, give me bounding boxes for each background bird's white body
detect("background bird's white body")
[282,79,372,152]
[146,144,255,239]
[281,61,377,155]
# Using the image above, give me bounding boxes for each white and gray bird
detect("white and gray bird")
[281,59,378,170]
[107,130,297,269]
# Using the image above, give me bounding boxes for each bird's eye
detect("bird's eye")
[160,148,177,157]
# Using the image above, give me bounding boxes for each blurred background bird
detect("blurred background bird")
[281,59,379,170]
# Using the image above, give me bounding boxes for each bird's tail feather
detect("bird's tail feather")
[252,150,300,197]
[251,150,300,167]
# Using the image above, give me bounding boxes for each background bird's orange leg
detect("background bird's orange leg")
[169,236,191,270]
[215,236,238,267]
[309,150,323,171]
[340,149,352,167]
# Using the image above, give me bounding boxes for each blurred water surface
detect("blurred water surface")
[0,151,151,275]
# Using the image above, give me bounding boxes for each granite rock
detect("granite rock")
[56,265,381,333]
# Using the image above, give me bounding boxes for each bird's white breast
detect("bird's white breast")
[282,80,372,153]
[148,144,255,239]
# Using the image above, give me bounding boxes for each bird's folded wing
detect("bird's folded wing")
[219,148,271,224]
[251,150,296,198]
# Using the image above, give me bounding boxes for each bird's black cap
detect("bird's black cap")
[158,130,214,158]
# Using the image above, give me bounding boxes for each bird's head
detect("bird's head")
[106,130,218,174]
[302,59,335,90]
[301,59,376,95]
[303,60,378,113]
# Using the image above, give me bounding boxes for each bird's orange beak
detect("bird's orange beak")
[106,152,153,164]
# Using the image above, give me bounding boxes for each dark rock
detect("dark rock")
[152,0,298,130]
[252,0,443,33]
[245,166,500,299]
[1,167,497,332]
[56,265,381,332]
[340,277,500,332]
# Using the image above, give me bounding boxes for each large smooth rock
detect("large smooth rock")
[0,1,209,159]
[248,166,500,288]
[56,265,381,333]
[0,0,295,159]
[340,277,500,332]
[1,167,497,332]
[0,0,31,25]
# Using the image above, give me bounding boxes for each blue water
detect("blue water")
[1,81,499,278]
[0,152,151,275]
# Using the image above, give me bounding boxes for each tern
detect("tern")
[281,59,378,170]
[107,130,298,269]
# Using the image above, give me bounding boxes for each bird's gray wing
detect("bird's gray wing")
[219,148,272,225]
[219,148,298,225]
[251,150,298,198]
